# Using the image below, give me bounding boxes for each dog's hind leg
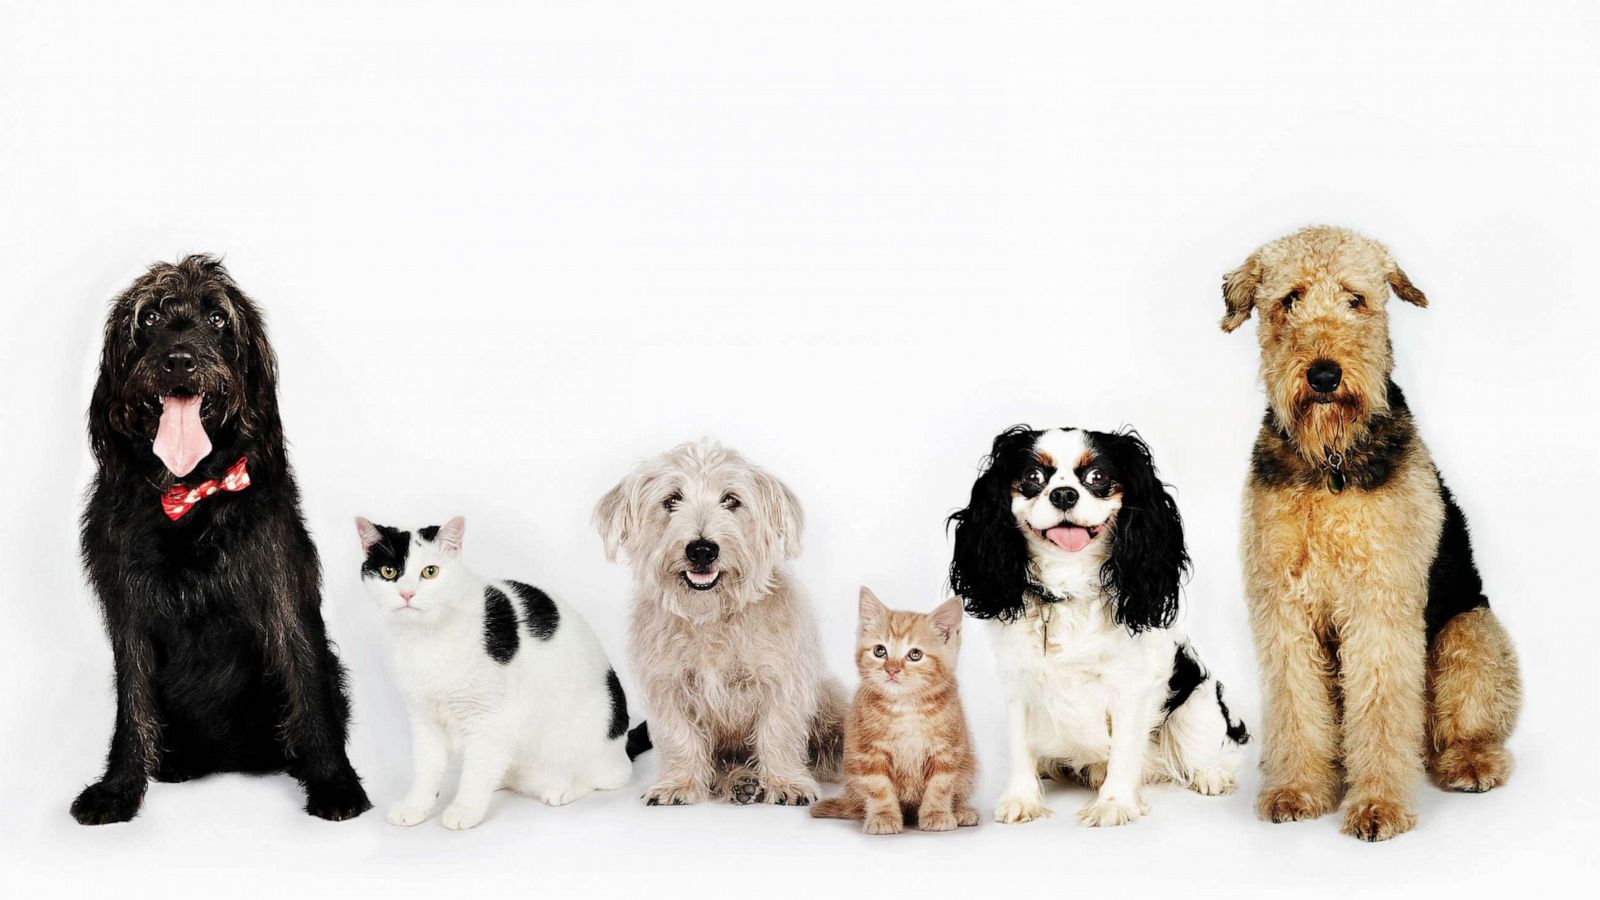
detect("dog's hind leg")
[1427,607,1520,792]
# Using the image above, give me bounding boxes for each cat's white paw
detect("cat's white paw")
[386,799,434,827]
[440,802,487,830]
[994,794,1051,824]
[537,784,595,807]
[1077,794,1145,827]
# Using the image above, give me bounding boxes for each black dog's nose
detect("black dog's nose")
[163,349,197,375]
[1306,359,1342,394]
[1049,487,1079,510]
[685,539,720,568]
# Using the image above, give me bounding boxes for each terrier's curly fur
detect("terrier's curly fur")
[1222,226,1521,841]
[595,441,846,806]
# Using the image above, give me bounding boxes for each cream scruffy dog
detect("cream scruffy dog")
[595,441,846,806]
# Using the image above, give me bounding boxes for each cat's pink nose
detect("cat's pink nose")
[399,591,415,604]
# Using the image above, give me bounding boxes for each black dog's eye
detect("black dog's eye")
[1281,290,1301,310]
[907,648,923,662]
[872,645,887,659]
[141,309,162,329]
[1348,293,1365,309]
[662,491,683,512]
[207,310,228,329]
[720,493,741,510]
[1083,467,1107,488]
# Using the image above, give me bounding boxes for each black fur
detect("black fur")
[1216,682,1250,745]
[482,586,520,664]
[604,669,629,740]
[1251,380,1417,491]
[1426,479,1491,641]
[507,580,560,640]
[625,722,652,761]
[360,525,410,577]
[948,426,1040,621]
[73,256,368,825]
[1162,643,1206,717]
[416,524,440,542]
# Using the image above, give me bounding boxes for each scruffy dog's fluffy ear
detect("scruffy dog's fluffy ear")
[1387,264,1428,307]
[1220,252,1262,332]
[594,470,647,562]
[750,465,804,560]
[1098,430,1190,633]
[948,425,1037,622]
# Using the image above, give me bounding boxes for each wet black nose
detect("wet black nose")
[1049,487,1078,510]
[163,349,197,375]
[1306,359,1343,394]
[685,539,720,569]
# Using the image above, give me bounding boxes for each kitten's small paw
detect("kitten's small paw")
[1257,785,1335,823]
[761,777,818,806]
[70,781,143,826]
[644,780,707,806]
[537,785,594,807]
[440,802,487,830]
[993,794,1050,824]
[304,774,372,822]
[919,810,959,832]
[1342,798,1416,842]
[1078,795,1143,827]
[864,813,903,835]
[386,799,434,827]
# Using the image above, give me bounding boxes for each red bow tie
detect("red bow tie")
[162,457,252,521]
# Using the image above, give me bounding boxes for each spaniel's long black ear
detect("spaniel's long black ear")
[87,293,136,470]
[948,426,1036,622]
[205,257,283,449]
[1098,430,1189,633]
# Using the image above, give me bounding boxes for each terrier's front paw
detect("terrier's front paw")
[993,794,1051,824]
[1188,766,1237,797]
[1342,798,1416,842]
[761,776,818,807]
[305,774,372,822]
[386,799,434,827]
[1433,743,1512,793]
[644,780,707,806]
[1077,794,1144,828]
[919,809,959,832]
[1257,785,1335,823]
[440,802,487,830]
[864,812,903,835]
[70,781,144,826]
[726,771,764,805]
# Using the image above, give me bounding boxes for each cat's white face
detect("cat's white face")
[356,516,469,625]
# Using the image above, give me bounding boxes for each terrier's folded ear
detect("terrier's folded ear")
[1386,264,1428,308]
[1220,252,1262,332]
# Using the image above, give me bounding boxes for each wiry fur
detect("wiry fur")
[1223,226,1522,841]
[595,441,846,805]
[72,256,369,824]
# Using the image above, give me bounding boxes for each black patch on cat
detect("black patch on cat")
[626,722,651,761]
[1162,643,1206,717]
[1425,478,1491,641]
[1250,380,1416,492]
[482,586,520,664]
[1216,681,1250,744]
[361,525,409,578]
[417,525,440,542]
[507,581,559,641]
[605,669,629,740]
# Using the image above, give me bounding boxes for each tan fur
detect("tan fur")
[812,590,978,833]
[1225,226,1521,841]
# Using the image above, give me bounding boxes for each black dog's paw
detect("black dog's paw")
[305,775,371,822]
[71,781,144,825]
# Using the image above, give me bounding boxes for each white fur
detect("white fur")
[357,517,634,830]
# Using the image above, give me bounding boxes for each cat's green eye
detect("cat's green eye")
[420,565,440,580]
[872,645,887,658]
[379,565,398,580]
[907,648,924,662]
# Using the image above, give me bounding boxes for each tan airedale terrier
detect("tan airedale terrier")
[1220,226,1521,841]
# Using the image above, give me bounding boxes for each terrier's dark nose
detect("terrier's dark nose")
[685,539,719,569]
[1049,487,1079,510]
[1306,359,1343,394]
[163,349,197,375]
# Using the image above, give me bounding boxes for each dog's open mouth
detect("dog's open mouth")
[682,569,721,591]
[153,391,212,478]
[1039,522,1102,552]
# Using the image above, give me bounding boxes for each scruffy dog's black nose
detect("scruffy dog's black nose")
[1049,487,1079,510]
[1306,359,1342,394]
[163,349,198,375]
[685,539,720,568]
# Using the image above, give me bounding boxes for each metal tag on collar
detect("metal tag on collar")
[1039,601,1053,653]
[1326,451,1346,493]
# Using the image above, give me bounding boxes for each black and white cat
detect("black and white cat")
[356,516,649,830]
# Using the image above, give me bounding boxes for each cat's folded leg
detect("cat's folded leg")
[994,698,1050,824]
[856,772,903,835]
[388,712,448,827]
[441,730,512,831]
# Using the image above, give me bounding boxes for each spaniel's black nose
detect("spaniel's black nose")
[1306,359,1342,394]
[685,539,720,568]
[163,349,197,375]
[1049,487,1078,510]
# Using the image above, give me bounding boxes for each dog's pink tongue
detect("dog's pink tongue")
[1045,524,1092,552]
[153,395,211,478]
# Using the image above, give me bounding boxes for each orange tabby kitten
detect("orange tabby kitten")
[811,588,978,834]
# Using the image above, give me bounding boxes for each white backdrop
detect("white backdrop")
[3,2,1597,897]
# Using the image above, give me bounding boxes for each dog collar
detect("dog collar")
[1025,578,1071,605]
[161,457,251,521]
[1322,451,1346,493]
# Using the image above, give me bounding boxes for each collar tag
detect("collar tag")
[1325,451,1346,493]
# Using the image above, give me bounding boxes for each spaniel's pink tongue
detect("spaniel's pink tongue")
[1044,524,1093,552]
[153,395,211,478]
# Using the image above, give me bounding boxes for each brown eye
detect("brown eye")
[1281,290,1301,309]
[207,310,228,329]
[1083,467,1107,488]
[1022,467,1046,487]
[720,493,741,510]
[141,309,161,328]
[907,648,923,662]
[662,491,682,511]
[1348,293,1365,309]
[872,645,887,658]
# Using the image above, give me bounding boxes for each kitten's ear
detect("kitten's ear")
[436,516,465,556]
[931,596,964,643]
[355,517,383,551]
[858,587,887,633]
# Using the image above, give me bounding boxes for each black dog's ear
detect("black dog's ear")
[87,294,137,468]
[201,256,283,447]
[948,426,1036,622]
[1097,430,1189,633]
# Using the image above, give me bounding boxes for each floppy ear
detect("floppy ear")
[435,516,465,556]
[752,466,805,560]
[947,426,1035,622]
[1098,430,1189,633]
[355,516,383,551]
[87,295,137,469]
[858,587,887,634]
[1220,252,1262,332]
[1386,264,1428,308]
[594,472,641,562]
[930,596,964,644]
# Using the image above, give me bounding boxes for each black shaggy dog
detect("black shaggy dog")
[71,256,370,824]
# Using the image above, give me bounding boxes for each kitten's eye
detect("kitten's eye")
[420,565,439,579]
[207,310,228,329]
[872,645,887,658]
[907,648,923,662]
[1348,293,1365,309]
[379,565,398,580]
[1083,467,1107,488]
[140,309,161,329]
[1281,290,1301,310]
[720,493,741,510]
[1022,466,1046,487]
[663,491,683,512]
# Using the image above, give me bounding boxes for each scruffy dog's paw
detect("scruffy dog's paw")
[1342,798,1416,842]
[440,802,487,831]
[644,780,708,806]
[864,812,903,835]
[955,804,981,827]
[1257,785,1334,823]
[304,775,372,821]
[71,781,144,826]
[918,809,959,832]
[387,799,434,827]
[761,776,818,806]
[993,794,1051,824]
[1077,794,1145,828]
[1433,743,1512,793]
